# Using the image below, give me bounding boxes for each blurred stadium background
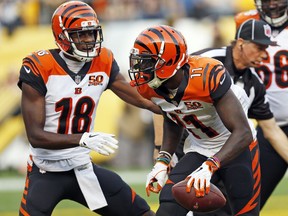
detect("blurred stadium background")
[0,0,287,215]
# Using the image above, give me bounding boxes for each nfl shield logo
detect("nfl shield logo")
[75,75,81,84]
[263,24,272,37]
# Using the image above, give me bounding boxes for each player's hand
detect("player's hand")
[79,132,118,156]
[186,157,220,197]
[146,151,172,196]
[146,162,169,196]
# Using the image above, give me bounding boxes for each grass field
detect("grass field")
[0,172,288,216]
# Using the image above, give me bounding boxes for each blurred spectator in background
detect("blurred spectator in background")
[38,0,96,24]
[183,0,236,20]
[180,0,204,18]
[91,0,186,22]
[235,0,256,13]
[94,0,139,21]
[0,0,245,28]
[111,103,154,169]
[211,18,226,48]
[0,0,23,37]
[138,0,165,19]
[0,65,21,124]
[20,0,40,26]
[38,0,65,24]
[91,0,109,21]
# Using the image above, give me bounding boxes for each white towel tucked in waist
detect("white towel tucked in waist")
[74,163,107,210]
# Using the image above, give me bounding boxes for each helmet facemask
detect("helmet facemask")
[129,48,168,88]
[255,0,288,27]
[58,19,103,62]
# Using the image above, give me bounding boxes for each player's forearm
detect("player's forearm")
[267,135,288,164]
[258,119,288,163]
[153,114,164,160]
[153,114,164,146]
[215,128,253,167]
[161,118,184,155]
[26,128,82,149]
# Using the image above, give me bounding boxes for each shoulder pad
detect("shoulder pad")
[97,47,114,64]
[189,55,223,68]
[22,50,52,76]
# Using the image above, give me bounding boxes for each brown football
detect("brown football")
[172,180,226,212]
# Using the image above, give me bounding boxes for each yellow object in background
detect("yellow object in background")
[19,0,40,26]
[91,90,124,163]
[0,115,24,153]
[235,0,256,12]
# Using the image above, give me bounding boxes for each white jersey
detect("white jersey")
[182,85,256,157]
[18,48,119,171]
[137,56,256,157]
[256,27,288,126]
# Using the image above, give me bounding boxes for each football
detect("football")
[172,180,226,212]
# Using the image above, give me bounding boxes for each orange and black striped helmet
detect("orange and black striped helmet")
[51,1,103,62]
[129,25,188,88]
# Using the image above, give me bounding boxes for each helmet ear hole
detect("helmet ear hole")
[59,33,66,40]
[166,59,173,66]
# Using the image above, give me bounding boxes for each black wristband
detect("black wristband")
[154,145,161,150]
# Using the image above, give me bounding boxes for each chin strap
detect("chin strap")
[148,74,169,89]
[262,10,288,27]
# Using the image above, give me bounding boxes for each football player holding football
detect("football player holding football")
[128,25,260,216]
[153,18,288,216]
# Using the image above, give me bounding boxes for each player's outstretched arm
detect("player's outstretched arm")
[146,114,184,195]
[109,73,162,114]
[152,113,164,159]
[258,118,288,163]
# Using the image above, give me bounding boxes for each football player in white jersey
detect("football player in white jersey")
[128,25,260,216]
[235,0,288,209]
[17,1,159,216]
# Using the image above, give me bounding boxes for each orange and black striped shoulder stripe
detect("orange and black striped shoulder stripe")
[23,53,42,76]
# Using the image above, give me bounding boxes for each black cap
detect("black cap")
[236,19,278,46]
